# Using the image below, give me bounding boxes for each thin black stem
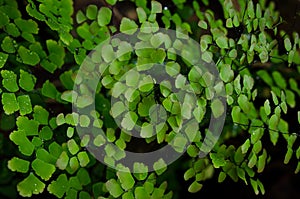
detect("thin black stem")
[233,122,300,137]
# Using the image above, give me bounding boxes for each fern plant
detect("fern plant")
[0,0,300,198]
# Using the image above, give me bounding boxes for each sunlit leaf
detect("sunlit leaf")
[17,173,45,197]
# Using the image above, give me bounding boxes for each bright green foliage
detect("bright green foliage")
[56,151,69,170]
[2,92,19,114]
[9,130,34,156]
[19,70,36,91]
[153,158,167,175]
[67,139,80,155]
[120,18,138,35]
[42,80,60,99]
[17,95,32,115]
[77,151,90,167]
[47,174,69,198]
[16,116,39,136]
[188,181,203,193]
[32,158,56,181]
[1,0,300,198]
[33,105,49,125]
[18,46,40,66]
[0,52,8,67]
[41,40,66,73]
[106,178,124,198]
[98,7,112,26]
[17,173,45,197]
[8,157,30,173]
[1,70,18,92]
[117,170,135,190]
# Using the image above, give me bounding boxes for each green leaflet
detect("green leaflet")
[18,95,32,115]
[1,0,300,198]
[17,116,39,136]
[211,98,225,118]
[77,151,90,167]
[47,174,69,198]
[56,151,69,170]
[97,7,112,26]
[2,92,19,114]
[284,38,292,51]
[210,153,226,168]
[120,18,138,35]
[106,179,124,198]
[86,5,97,20]
[67,139,80,155]
[117,170,135,190]
[8,157,30,173]
[0,52,9,67]
[1,70,19,92]
[17,173,45,197]
[42,80,59,99]
[33,105,49,125]
[151,1,162,14]
[32,158,56,181]
[18,46,40,66]
[19,70,36,91]
[216,36,229,49]
[137,7,147,23]
[188,181,203,193]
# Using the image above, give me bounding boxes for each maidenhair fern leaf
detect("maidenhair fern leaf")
[17,173,45,197]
